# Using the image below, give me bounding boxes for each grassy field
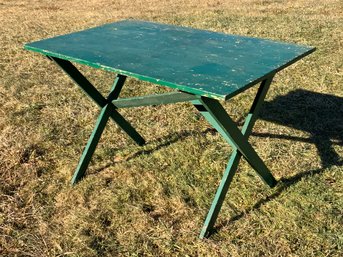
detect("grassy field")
[0,0,342,256]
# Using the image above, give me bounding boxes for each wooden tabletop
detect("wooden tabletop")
[25,20,315,100]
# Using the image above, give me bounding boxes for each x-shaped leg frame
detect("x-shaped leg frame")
[193,75,277,238]
[51,56,277,238]
[51,57,146,184]
[50,57,199,185]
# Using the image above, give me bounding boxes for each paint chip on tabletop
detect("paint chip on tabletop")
[25,20,315,100]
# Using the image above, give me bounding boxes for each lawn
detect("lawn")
[0,0,342,256]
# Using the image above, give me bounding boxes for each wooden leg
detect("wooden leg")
[194,76,277,238]
[71,104,111,184]
[51,57,145,146]
[50,57,146,184]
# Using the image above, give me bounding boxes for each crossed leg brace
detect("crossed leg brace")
[51,56,277,238]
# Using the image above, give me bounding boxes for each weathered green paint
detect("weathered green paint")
[71,104,111,184]
[113,91,199,108]
[199,75,275,238]
[25,20,315,101]
[52,57,145,146]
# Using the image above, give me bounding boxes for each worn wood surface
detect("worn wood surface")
[25,20,314,100]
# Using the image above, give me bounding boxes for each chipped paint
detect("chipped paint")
[24,20,315,101]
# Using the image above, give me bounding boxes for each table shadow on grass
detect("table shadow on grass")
[259,89,342,168]
[212,89,342,235]
[91,89,342,236]
[95,89,342,172]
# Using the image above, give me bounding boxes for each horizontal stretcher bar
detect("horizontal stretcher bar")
[112,91,199,108]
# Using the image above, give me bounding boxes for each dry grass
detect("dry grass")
[0,0,342,256]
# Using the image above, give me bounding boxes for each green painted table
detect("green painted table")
[25,20,315,238]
